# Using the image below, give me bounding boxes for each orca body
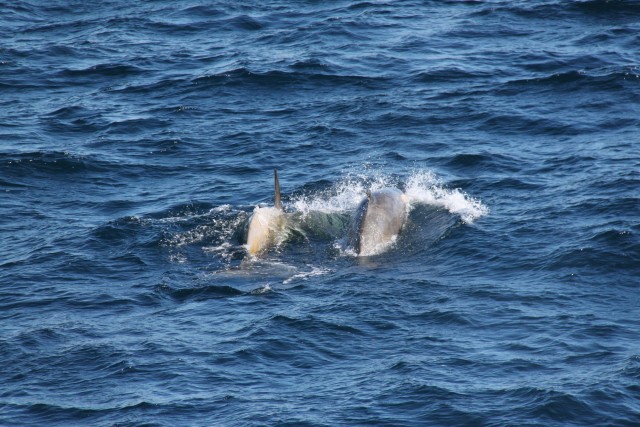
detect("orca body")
[245,169,284,256]
[349,188,408,256]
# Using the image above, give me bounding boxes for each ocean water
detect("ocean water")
[1,0,639,425]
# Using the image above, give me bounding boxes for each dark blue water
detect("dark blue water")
[2,1,639,425]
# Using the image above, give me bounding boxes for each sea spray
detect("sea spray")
[291,168,400,215]
[291,168,488,223]
[404,170,488,224]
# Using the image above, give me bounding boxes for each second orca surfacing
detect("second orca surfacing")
[348,188,408,256]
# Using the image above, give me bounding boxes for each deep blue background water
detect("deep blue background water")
[1,1,640,425]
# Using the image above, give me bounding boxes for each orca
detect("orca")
[348,188,408,256]
[245,172,408,257]
[245,169,285,256]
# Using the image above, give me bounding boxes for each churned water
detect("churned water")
[1,1,639,425]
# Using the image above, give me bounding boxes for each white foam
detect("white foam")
[250,283,272,295]
[291,178,365,215]
[282,265,331,284]
[291,168,487,224]
[203,241,232,254]
[291,170,399,216]
[404,170,488,224]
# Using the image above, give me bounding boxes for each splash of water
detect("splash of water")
[291,178,365,215]
[282,266,332,285]
[291,168,488,223]
[291,168,398,215]
[404,170,488,224]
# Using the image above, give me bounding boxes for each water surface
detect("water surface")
[1,1,639,425]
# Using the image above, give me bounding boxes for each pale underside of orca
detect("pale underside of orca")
[245,169,284,256]
[349,188,408,256]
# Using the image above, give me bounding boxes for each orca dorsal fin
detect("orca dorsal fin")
[274,169,283,210]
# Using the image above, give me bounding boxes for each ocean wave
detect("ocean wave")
[408,308,474,326]
[224,14,265,31]
[502,68,639,94]
[107,75,190,94]
[175,4,225,18]
[471,0,640,20]
[191,67,390,90]
[104,117,172,135]
[42,106,109,134]
[56,63,146,78]
[495,387,598,423]
[270,313,366,336]
[143,19,211,34]
[544,238,639,274]
[445,152,521,173]
[157,283,245,301]
[1,151,109,175]
[480,112,587,136]
[571,0,640,17]
[490,177,543,190]
[412,67,494,83]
